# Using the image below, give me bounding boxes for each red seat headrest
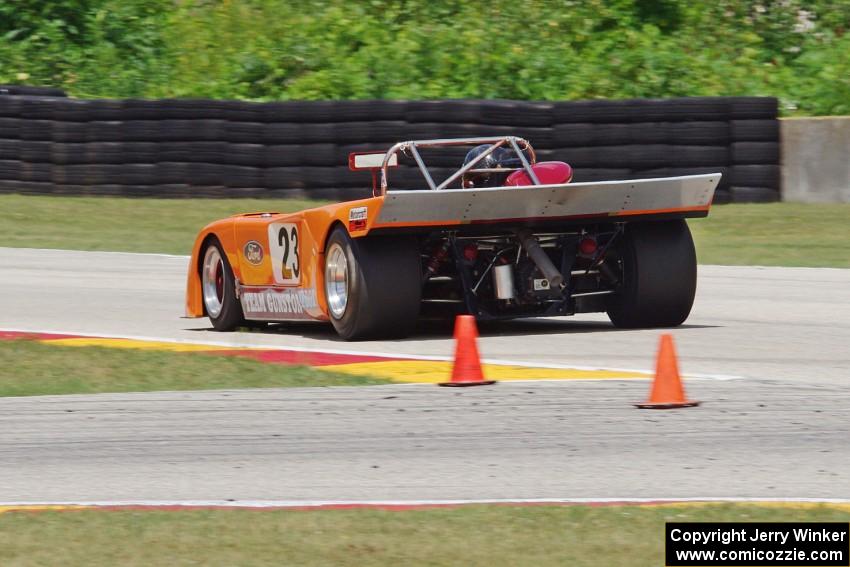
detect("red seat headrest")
[505,161,573,186]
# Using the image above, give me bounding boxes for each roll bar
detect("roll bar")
[376,136,539,196]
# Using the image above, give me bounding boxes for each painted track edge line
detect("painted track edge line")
[702,263,850,272]
[3,497,849,509]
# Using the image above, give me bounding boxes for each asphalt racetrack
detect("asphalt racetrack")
[0,247,848,501]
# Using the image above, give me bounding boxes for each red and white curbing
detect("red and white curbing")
[2,497,850,512]
[0,326,743,381]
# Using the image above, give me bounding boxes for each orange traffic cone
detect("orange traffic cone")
[439,315,496,387]
[635,334,699,409]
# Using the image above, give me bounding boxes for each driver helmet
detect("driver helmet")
[461,144,530,188]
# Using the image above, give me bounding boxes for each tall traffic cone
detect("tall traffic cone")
[635,334,699,409]
[439,315,496,387]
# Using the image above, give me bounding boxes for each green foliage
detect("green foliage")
[1,0,849,115]
[0,0,93,43]
[0,0,172,97]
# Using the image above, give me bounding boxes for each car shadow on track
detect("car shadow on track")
[412,318,719,340]
[185,318,719,342]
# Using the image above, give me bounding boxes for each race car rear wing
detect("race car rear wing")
[372,173,720,231]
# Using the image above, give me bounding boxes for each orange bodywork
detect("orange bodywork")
[185,196,385,320]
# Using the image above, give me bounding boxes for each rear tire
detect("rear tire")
[606,220,697,328]
[324,227,421,340]
[200,239,246,331]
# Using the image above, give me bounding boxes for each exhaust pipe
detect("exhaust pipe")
[493,264,515,300]
[515,229,565,289]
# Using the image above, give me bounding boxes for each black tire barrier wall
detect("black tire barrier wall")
[0,85,66,98]
[0,94,779,202]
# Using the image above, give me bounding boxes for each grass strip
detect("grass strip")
[1,194,848,267]
[1,504,848,566]
[0,340,388,397]
[0,194,326,256]
[689,202,850,268]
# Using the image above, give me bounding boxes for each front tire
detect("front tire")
[606,220,697,328]
[324,227,421,340]
[200,239,245,331]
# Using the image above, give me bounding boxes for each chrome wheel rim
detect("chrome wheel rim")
[325,243,349,319]
[202,246,225,319]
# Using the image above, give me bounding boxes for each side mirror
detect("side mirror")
[348,152,398,171]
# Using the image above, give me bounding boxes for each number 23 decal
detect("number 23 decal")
[268,223,300,284]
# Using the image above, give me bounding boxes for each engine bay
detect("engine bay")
[420,225,623,320]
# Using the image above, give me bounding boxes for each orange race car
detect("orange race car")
[185,136,720,340]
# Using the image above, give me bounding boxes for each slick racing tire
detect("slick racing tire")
[606,220,697,328]
[200,239,246,331]
[324,227,421,340]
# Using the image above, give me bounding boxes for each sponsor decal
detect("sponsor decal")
[243,241,264,265]
[240,287,320,320]
[348,206,368,231]
[267,223,300,285]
